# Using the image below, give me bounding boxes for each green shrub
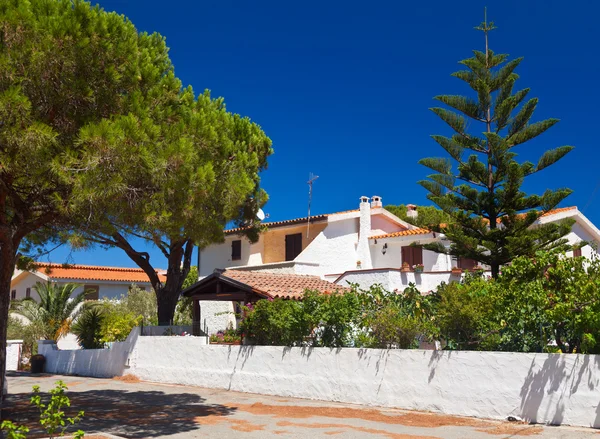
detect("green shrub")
[100,307,141,343]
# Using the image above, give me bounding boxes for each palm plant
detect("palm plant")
[72,306,105,349]
[17,282,88,342]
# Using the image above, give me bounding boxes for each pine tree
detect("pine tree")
[419,11,574,278]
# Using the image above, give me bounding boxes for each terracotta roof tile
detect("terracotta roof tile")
[369,228,432,240]
[222,269,347,300]
[34,263,166,283]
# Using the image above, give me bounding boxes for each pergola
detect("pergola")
[181,269,346,335]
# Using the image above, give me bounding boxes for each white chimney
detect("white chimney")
[371,195,382,208]
[407,204,418,219]
[356,196,373,269]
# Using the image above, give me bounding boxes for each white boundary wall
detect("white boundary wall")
[6,340,22,371]
[128,339,600,428]
[38,327,140,378]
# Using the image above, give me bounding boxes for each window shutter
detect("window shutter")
[10,290,16,300]
[285,233,303,261]
[26,287,31,299]
[413,246,423,266]
[402,246,412,267]
[573,247,582,257]
[402,246,423,267]
[458,257,477,270]
[231,240,242,260]
[85,285,99,301]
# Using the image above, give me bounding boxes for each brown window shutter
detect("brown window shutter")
[26,287,31,299]
[413,246,423,266]
[401,246,411,267]
[10,290,16,300]
[458,257,477,270]
[573,247,582,257]
[285,233,302,261]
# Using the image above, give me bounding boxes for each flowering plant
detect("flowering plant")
[412,263,424,271]
[209,324,242,344]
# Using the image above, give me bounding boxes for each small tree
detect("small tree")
[419,12,574,277]
[16,282,87,342]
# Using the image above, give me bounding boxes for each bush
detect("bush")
[118,285,157,326]
[99,306,141,343]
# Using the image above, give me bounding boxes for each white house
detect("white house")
[10,263,167,302]
[199,197,599,293]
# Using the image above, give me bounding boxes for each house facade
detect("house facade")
[199,197,600,294]
[10,263,167,303]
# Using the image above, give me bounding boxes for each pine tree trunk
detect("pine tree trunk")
[156,286,180,326]
[0,239,17,416]
[491,263,500,279]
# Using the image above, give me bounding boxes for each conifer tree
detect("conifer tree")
[419,12,574,278]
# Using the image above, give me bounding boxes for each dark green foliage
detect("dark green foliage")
[72,307,105,349]
[433,251,600,354]
[419,16,574,277]
[385,205,451,229]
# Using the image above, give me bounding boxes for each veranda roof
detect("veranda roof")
[182,269,347,301]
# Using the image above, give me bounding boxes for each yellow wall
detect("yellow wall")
[263,222,328,263]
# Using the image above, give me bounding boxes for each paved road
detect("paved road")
[3,372,598,439]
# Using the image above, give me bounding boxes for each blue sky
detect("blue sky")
[49,0,600,268]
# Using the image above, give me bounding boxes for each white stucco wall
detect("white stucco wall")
[566,223,598,259]
[199,235,264,277]
[335,269,466,293]
[298,218,360,277]
[6,340,22,371]
[38,327,140,378]
[128,340,600,428]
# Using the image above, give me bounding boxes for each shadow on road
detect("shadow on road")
[2,386,236,438]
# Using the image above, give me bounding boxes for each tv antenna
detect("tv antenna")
[307,173,319,238]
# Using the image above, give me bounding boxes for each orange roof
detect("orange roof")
[369,228,432,240]
[34,263,166,283]
[222,270,347,300]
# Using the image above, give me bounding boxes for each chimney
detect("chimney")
[407,204,418,219]
[371,195,382,208]
[356,196,373,269]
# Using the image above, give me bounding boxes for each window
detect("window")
[573,247,582,257]
[457,257,477,270]
[401,246,423,268]
[285,233,303,261]
[26,287,31,299]
[231,240,242,261]
[84,285,99,301]
[10,290,16,300]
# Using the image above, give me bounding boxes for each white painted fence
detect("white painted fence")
[6,340,22,371]
[37,327,140,378]
[39,330,600,428]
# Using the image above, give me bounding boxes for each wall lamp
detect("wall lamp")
[382,243,388,255]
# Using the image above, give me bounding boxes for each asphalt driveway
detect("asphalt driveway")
[2,372,598,438]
